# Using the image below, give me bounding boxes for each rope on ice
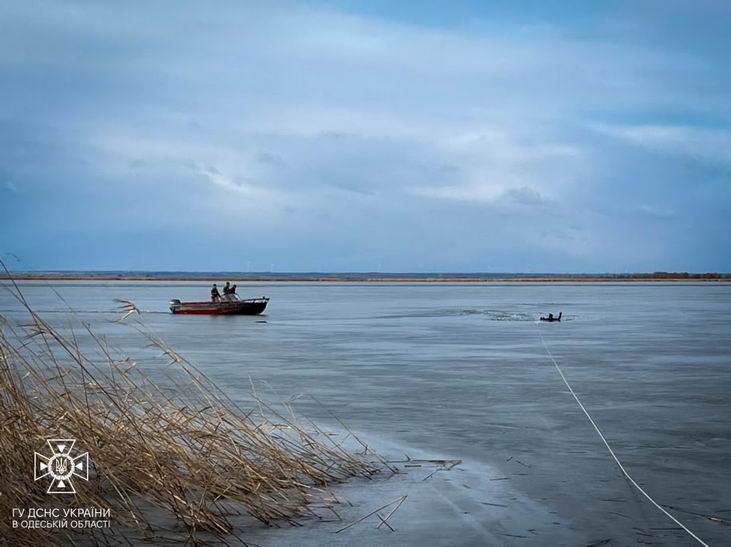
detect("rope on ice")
[536,324,709,547]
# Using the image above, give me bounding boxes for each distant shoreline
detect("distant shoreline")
[3,273,729,283]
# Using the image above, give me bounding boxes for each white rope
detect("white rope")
[536,324,709,546]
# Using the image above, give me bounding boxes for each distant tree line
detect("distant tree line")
[610,272,729,279]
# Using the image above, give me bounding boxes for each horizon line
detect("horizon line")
[3,270,729,277]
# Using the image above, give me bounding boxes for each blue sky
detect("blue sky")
[1,0,729,272]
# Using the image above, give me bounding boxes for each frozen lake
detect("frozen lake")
[2,280,730,545]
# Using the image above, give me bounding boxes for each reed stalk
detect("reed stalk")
[0,279,380,545]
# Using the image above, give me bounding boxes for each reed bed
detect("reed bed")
[0,280,381,545]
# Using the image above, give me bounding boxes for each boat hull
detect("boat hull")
[170,298,269,315]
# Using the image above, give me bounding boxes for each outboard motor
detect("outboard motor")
[169,299,181,313]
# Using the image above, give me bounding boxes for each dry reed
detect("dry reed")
[0,278,381,545]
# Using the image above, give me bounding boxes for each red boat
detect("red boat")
[169,296,269,315]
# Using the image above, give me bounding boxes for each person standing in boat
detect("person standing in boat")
[223,281,231,296]
[211,284,221,302]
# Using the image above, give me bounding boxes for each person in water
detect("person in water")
[211,284,221,302]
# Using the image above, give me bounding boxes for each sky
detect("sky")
[1,0,729,273]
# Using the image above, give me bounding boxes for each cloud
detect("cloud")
[193,162,268,196]
[255,151,285,167]
[636,205,676,220]
[0,0,729,271]
[593,124,731,166]
[504,187,544,207]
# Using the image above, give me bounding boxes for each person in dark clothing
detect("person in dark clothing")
[231,284,237,295]
[211,284,221,302]
[540,312,562,322]
[223,281,231,295]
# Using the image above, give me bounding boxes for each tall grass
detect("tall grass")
[0,280,380,545]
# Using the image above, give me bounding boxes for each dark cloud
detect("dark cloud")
[1,0,729,271]
[255,151,286,167]
[504,187,544,207]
